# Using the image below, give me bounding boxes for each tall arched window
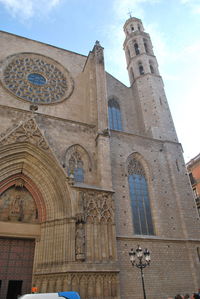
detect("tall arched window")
[128,157,154,235]
[150,64,154,74]
[65,144,92,184]
[138,63,144,75]
[68,151,84,182]
[108,99,122,131]
[143,39,149,54]
[134,42,140,55]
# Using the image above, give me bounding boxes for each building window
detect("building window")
[128,158,154,235]
[193,188,198,198]
[138,63,144,75]
[108,99,122,130]
[143,39,149,54]
[189,172,196,185]
[28,73,46,86]
[134,43,140,55]
[150,64,154,74]
[68,151,84,182]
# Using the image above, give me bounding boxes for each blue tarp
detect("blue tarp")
[58,292,81,299]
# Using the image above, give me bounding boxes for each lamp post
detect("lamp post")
[129,245,151,299]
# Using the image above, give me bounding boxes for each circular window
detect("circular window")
[1,53,74,104]
[28,73,46,86]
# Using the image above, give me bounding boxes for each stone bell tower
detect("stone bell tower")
[123,16,178,142]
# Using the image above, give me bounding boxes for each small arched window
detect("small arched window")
[138,63,144,75]
[138,24,141,31]
[150,64,154,74]
[68,151,84,182]
[143,39,149,54]
[128,157,154,235]
[65,144,92,184]
[108,98,122,131]
[134,42,140,55]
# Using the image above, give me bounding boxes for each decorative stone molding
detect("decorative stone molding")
[33,272,119,299]
[94,40,104,65]
[127,158,146,177]
[79,190,114,224]
[0,174,46,223]
[0,184,38,223]
[0,53,74,104]
[0,117,50,152]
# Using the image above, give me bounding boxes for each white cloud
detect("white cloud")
[0,0,62,19]
[180,0,200,14]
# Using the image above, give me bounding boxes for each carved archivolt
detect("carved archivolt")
[0,118,50,152]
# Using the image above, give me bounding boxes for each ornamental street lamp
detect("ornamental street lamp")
[129,245,151,299]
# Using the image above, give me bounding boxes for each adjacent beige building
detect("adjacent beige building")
[0,16,200,299]
[187,153,200,216]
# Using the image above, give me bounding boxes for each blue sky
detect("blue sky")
[0,0,200,162]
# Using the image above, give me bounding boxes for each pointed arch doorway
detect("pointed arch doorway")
[0,174,44,299]
[0,140,73,298]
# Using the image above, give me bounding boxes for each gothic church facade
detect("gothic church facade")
[0,16,199,299]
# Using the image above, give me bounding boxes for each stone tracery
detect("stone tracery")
[127,157,146,177]
[79,191,114,224]
[1,53,74,104]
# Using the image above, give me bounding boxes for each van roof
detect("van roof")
[19,291,81,299]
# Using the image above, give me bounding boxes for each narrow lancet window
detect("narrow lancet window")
[134,43,140,55]
[128,158,154,235]
[108,99,122,131]
[139,63,144,75]
[150,64,154,74]
[68,151,84,182]
[143,39,149,53]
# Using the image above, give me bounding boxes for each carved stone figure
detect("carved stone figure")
[75,222,85,261]
[0,186,38,223]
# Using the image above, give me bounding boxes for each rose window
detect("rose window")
[1,53,74,104]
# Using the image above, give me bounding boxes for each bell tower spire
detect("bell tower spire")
[123,16,178,142]
[123,16,159,84]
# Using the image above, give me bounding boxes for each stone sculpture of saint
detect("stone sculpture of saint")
[75,222,85,261]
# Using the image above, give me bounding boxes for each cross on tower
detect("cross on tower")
[128,11,133,18]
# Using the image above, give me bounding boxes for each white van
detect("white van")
[19,291,81,299]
